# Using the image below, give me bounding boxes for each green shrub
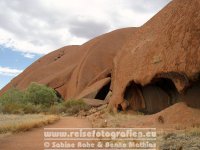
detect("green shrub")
[49,103,66,114]
[22,103,43,114]
[0,88,24,114]
[48,100,91,115]
[0,102,23,114]
[0,83,61,114]
[63,99,91,115]
[0,84,91,115]
[0,88,24,104]
[24,83,59,107]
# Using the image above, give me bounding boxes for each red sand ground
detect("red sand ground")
[0,117,92,150]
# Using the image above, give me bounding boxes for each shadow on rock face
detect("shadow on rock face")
[183,75,200,108]
[95,80,111,100]
[122,72,200,114]
[123,77,180,114]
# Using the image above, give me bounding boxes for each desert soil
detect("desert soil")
[0,117,92,150]
[0,103,200,150]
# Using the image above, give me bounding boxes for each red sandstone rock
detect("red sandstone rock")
[109,0,200,112]
[0,0,200,113]
[0,28,136,101]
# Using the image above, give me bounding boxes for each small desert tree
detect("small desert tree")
[0,88,23,103]
[24,83,58,107]
[0,88,24,113]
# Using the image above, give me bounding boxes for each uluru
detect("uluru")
[0,0,200,114]
[1,0,200,149]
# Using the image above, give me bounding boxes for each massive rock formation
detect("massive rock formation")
[0,28,136,104]
[109,0,200,113]
[0,0,200,113]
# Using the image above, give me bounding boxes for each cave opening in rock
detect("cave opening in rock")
[142,78,179,114]
[183,74,200,108]
[95,81,111,100]
[123,78,179,114]
[123,81,144,111]
[117,104,123,112]
[151,78,179,104]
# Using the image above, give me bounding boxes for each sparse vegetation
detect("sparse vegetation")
[63,99,91,115]
[49,103,66,114]
[0,83,91,134]
[0,83,90,115]
[158,128,200,150]
[0,114,59,134]
[187,127,200,136]
[88,108,140,128]
[0,88,24,114]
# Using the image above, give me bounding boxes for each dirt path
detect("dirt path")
[0,117,92,150]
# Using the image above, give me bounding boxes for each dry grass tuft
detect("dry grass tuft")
[187,127,200,136]
[0,114,60,134]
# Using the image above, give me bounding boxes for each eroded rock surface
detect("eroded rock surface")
[0,0,200,113]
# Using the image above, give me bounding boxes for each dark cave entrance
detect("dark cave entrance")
[123,78,179,114]
[123,81,144,111]
[142,78,179,114]
[117,104,123,112]
[95,81,111,100]
[151,78,179,104]
[183,74,200,108]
